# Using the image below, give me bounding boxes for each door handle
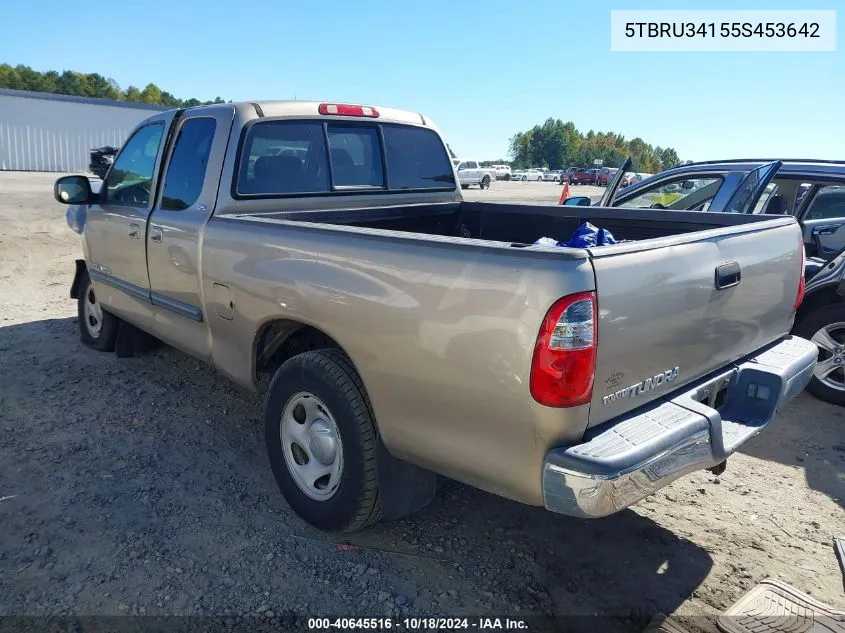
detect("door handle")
[813,226,838,236]
[715,262,741,290]
[128,223,140,239]
[150,225,163,243]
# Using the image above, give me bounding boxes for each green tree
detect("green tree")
[0,64,228,108]
[507,118,682,173]
[139,83,162,104]
[0,64,22,89]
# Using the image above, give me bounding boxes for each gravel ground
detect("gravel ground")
[461,179,605,204]
[1,172,843,632]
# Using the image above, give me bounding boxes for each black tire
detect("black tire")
[794,304,845,406]
[460,184,469,190]
[264,349,382,532]
[77,271,119,352]
[504,174,511,181]
[480,176,490,190]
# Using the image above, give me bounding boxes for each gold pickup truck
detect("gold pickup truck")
[54,101,816,532]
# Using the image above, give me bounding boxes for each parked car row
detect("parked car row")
[510,168,545,181]
[453,158,495,189]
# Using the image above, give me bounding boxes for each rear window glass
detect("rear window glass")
[327,125,383,188]
[382,125,455,190]
[238,121,329,195]
[236,121,454,196]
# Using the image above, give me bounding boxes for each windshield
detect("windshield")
[617,177,723,210]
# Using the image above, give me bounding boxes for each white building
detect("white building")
[0,88,168,172]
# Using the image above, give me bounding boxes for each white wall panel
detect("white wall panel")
[0,93,164,172]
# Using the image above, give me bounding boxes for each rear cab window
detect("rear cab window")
[235,119,454,197]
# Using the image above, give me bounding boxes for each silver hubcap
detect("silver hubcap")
[281,392,343,501]
[811,322,845,391]
[83,285,103,338]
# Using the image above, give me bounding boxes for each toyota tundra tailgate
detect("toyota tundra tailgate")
[587,217,804,426]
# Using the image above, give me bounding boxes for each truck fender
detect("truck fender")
[376,440,438,521]
[70,259,87,300]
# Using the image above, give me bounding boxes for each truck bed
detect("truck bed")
[248,200,786,247]
[209,199,802,502]
[232,200,802,423]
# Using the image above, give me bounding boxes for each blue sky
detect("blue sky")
[1,0,841,161]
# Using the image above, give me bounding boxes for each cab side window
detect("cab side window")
[103,123,165,206]
[161,118,217,210]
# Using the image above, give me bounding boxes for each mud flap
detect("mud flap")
[69,259,87,300]
[375,440,437,521]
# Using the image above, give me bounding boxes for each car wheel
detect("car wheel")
[460,184,468,190]
[521,176,527,181]
[795,304,845,406]
[504,174,510,181]
[265,349,382,532]
[480,176,490,190]
[77,271,120,352]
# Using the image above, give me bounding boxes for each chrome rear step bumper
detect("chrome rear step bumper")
[542,336,817,518]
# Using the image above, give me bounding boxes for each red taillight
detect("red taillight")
[530,292,597,408]
[794,241,806,312]
[318,103,380,118]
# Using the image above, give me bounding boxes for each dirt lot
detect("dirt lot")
[461,179,605,204]
[1,172,843,631]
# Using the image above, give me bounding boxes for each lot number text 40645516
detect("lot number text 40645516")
[307,617,529,630]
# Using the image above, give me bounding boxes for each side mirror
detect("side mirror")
[563,196,592,207]
[682,180,695,190]
[54,175,94,205]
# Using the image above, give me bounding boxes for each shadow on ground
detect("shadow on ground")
[0,317,713,631]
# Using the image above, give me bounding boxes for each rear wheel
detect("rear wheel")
[264,349,382,532]
[480,176,490,190]
[77,271,119,352]
[795,304,845,406]
[522,176,527,181]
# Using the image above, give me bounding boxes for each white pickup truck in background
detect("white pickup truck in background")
[453,159,495,189]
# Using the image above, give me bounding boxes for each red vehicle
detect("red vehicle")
[597,167,619,186]
[567,168,592,185]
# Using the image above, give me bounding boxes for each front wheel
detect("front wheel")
[521,176,527,181]
[480,176,490,190]
[795,304,845,406]
[77,271,120,351]
[265,349,382,532]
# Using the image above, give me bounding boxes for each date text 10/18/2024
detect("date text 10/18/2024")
[308,617,529,630]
